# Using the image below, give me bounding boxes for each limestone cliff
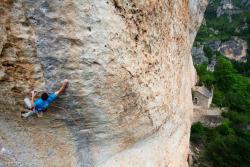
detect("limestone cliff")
[0,0,207,167]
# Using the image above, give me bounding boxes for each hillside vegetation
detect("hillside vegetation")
[191,0,250,166]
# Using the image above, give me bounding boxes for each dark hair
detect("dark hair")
[41,93,49,100]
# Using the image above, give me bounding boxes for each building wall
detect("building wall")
[193,92,211,108]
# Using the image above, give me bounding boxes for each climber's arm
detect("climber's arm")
[31,90,37,108]
[55,79,69,96]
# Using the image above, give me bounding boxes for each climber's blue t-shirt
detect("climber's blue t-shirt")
[34,93,57,113]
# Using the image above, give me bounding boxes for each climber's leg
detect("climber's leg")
[21,98,35,118]
[21,110,35,118]
[24,97,32,109]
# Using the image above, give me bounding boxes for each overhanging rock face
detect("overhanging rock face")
[0,0,207,166]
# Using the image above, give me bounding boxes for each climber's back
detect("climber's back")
[21,79,69,118]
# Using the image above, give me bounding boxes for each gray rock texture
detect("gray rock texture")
[0,0,207,166]
[189,0,208,44]
[192,46,208,65]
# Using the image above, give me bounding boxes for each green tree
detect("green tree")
[191,122,205,144]
[196,64,215,88]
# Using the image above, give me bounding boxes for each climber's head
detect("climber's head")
[41,92,49,101]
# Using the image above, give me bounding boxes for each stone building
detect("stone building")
[192,86,222,127]
[221,0,234,10]
[192,86,213,109]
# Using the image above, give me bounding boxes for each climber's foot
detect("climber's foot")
[21,111,26,118]
[37,112,43,118]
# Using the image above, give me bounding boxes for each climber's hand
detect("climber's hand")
[55,79,69,96]
[31,90,37,97]
[63,79,69,85]
[62,79,69,87]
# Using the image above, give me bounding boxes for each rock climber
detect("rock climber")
[21,79,69,118]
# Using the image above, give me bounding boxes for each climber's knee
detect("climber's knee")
[24,97,32,109]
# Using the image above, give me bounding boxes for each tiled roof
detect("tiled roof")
[193,86,212,98]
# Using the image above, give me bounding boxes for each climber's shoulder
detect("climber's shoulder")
[47,93,57,104]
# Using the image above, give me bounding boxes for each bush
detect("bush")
[217,120,234,136]
[214,56,250,112]
[205,134,250,167]
[191,122,205,144]
[195,64,215,88]
[222,112,250,128]
[192,2,250,166]
[203,46,213,62]
[192,53,250,167]
[212,87,225,107]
